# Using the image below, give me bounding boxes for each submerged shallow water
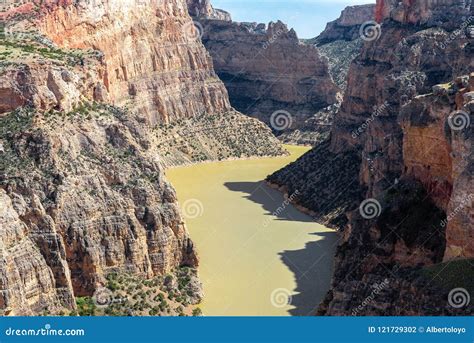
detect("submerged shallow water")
[167,146,337,316]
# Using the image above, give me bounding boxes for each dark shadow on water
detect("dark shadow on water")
[224,180,338,316]
[280,232,338,316]
[224,181,314,223]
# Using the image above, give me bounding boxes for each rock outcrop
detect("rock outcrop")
[189,6,339,142]
[186,0,231,21]
[269,0,473,315]
[0,0,283,316]
[315,5,376,46]
[400,75,474,261]
[280,4,376,145]
[311,4,376,91]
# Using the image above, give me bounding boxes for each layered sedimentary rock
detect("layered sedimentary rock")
[400,75,474,260]
[269,0,473,315]
[280,4,375,145]
[315,5,376,46]
[186,0,231,21]
[12,0,231,124]
[1,0,284,156]
[1,102,200,315]
[189,6,339,142]
[0,0,282,316]
[311,4,375,91]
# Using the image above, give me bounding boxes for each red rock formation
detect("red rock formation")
[4,0,229,124]
[400,74,473,260]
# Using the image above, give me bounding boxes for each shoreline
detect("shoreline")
[162,145,302,170]
[265,180,341,232]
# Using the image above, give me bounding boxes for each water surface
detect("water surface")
[167,146,337,316]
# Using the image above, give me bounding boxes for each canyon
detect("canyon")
[0,0,472,317]
[167,146,337,316]
[188,0,340,145]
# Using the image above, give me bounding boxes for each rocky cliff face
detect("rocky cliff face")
[400,75,474,261]
[269,0,473,315]
[315,4,376,46]
[189,6,339,144]
[279,4,376,145]
[0,0,282,316]
[186,0,231,21]
[312,4,375,91]
[2,0,283,162]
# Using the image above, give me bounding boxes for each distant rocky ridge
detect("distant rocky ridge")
[269,0,473,315]
[0,0,283,316]
[188,1,340,145]
[309,4,376,91]
[278,4,377,146]
[314,4,376,46]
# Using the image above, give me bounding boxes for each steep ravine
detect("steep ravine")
[269,0,473,315]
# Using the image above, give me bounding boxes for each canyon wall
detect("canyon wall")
[189,6,339,144]
[315,4,376,46]
[0,0,282,315]
[313,4,375,91]
[14,0,231,124]
[1,0,284,163]
[269,0,473,315]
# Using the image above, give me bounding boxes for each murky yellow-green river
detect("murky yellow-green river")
[167,146,337,316]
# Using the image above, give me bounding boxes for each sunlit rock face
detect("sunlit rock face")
[186,0,231,21]
[315,4,376,45]
[24,0,231,125]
